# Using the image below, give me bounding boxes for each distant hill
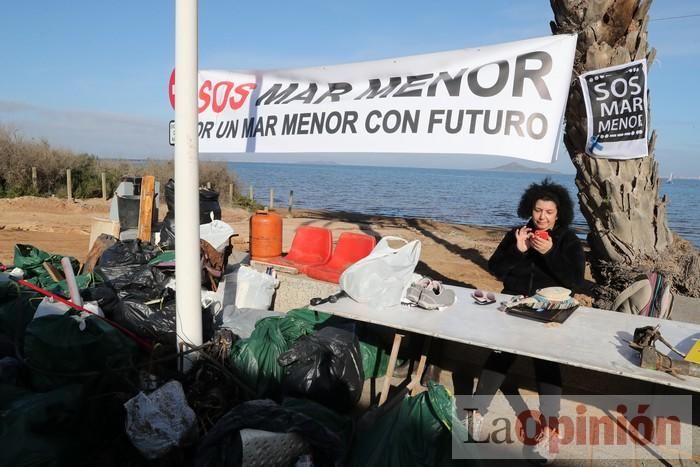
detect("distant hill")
[486,162,560,174]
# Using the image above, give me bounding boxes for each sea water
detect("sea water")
[229,162,700,248]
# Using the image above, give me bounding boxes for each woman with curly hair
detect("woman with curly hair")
[466,178,584,461]
[489,177,584,295]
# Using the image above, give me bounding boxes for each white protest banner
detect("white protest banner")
[579,59,648,159]
[168,34,577,163]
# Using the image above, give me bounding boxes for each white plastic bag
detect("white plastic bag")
[200,219,235,252]
[124,380,196,459]
[339,236,421,307]
[234,265,279,310]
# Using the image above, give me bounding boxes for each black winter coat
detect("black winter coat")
[488,223,585,296]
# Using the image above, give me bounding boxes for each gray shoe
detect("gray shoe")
[405,277,432,304]
[417,283,456,310]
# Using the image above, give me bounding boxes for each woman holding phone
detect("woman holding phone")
[467,178,585,461]
[488,178,584,296]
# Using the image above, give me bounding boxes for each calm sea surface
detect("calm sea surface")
[229,162,700,248]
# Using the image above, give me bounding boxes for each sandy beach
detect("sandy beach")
[0,196,592,302]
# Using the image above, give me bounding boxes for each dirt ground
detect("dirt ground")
[0,196,592,302]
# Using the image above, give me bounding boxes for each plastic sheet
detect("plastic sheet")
[124,380,197,460]
[233,266,278,310]
[200,219,235,252]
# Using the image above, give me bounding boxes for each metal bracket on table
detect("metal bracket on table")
[629,325,700,379]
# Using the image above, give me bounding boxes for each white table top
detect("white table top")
[312,286,700,393]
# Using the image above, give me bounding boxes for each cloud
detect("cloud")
[0,99,171,158]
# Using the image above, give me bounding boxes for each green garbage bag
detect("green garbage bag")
[55,272,102,295]
[285,307,332,327]
[350,382,468,467]
[229,310,324,398]
[230,317,290,398]
[0,383,83,467]
[358,338,391,379]
[14,244,80,289]
[12,243,102,294]
[278,308,325,342]
[0,278,41,340]
[23,314,140,391]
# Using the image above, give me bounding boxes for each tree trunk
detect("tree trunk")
[549,0,700,301]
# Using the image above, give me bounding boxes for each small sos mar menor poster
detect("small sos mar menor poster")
[579,59,648,159]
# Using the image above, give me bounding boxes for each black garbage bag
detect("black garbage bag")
[164,178,177,213]
[80,286,121,320]
[97,240,160,268]
[164,178,222,225]
[96,262,170,292]
[114,286,215,345]
[278,326,364,412]
[198,189,221,224]
[116,288,177,343]
[159,214,176,250]
[194,399,347,467]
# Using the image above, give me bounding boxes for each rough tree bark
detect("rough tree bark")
[549,0,700,303]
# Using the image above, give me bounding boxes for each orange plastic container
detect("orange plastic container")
[249,210,282,259]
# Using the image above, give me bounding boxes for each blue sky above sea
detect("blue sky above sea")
[0,1,698,176]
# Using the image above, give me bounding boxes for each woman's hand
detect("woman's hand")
[515,226,531,253]
[529,234,553,255]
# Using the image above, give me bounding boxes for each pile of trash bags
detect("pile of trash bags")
[1,240,472,466]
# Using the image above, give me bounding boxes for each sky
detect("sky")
[0,1,698,176]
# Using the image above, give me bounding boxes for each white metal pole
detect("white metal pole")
[61,257,82,307]
[175,0,201,370]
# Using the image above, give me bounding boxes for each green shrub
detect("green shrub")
[0,127,241,199]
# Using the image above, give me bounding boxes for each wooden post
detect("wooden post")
[137,175,156,242]
[66,169,73,202]
[249,185,254,200]
[228,183,234,203]
[269,188,274,209]
[410,337,433,396]
[287,190,294,218]
[31,167,37,190]
[379,333,404,406]
[101,172,107,200]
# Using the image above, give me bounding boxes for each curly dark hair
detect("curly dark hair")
[517,178,575,227]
